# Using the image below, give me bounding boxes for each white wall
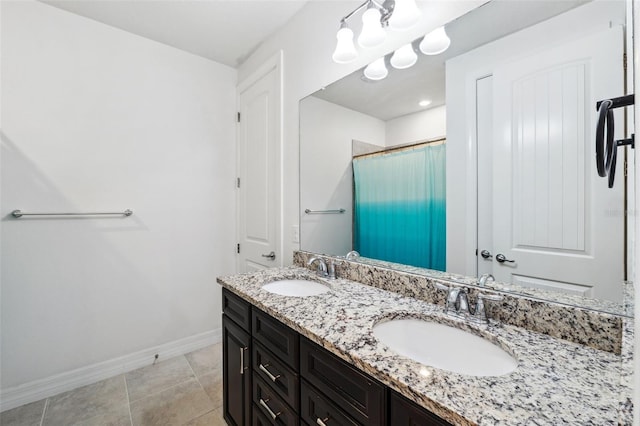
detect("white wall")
[238,0,485,265]
[445,0,626,276]
[299,96,385,255]
[385,105,446,146]
[0,0,236,405]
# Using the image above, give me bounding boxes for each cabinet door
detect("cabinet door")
[389,391,452,426]
[224,315,252,426]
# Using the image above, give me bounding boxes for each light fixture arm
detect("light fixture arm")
[339,0,391,25]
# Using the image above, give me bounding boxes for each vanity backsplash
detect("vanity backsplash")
[294,250,625,354]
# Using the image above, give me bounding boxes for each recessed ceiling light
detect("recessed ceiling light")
[419,100,432,107]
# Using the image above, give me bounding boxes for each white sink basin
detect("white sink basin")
[372,319,517,376]
[262,279,330,297]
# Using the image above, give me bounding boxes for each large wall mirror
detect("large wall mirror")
[299,0,632,315]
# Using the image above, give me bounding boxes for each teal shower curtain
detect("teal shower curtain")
[353,143,446,270]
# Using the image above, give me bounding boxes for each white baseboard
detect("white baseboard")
[0,328,222,413]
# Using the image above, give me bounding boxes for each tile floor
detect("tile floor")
[0,343,227,426]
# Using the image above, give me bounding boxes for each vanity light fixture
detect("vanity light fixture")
[364,57,389,80]
[332,0,421,64]
[332,21,358,63]
[358,4,387,48]
[388,0,421,31]
[390,43,417,69]
[419,26,451,55]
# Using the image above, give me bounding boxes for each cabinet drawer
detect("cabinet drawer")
[389,391,453,426]
[253,376,299,426]
[300,338,385,426]
[253,403,275,426]
[223,288,251,331]
[252,309,299,370]
[253,341,299,410]
[301,380,359,426]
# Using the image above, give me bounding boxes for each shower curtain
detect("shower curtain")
[353,143,446,270]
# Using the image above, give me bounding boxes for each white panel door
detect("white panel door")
[237,57,281,272]
[492,27,625,301]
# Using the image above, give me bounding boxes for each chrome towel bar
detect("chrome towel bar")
[304,208,346,214]
[11,209,133,218]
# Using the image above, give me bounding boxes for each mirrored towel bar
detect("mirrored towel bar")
[11,209,133,218]
[304,208,345,214]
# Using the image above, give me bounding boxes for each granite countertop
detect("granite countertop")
[217,266,632,426]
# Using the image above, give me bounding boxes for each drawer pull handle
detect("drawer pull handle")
[259,398,281,420]
[317,417,330,426]
[259,363,281,382]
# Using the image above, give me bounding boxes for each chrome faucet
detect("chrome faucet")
[478,273,495,287]
[307,257,328,277]
[327,259,342,279]
[345,250,360,260]
[433,282,502,324]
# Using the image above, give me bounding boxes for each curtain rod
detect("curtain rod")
[352,137,446,160]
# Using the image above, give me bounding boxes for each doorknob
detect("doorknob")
[495,253,515,263]
[480,249,493,259]
[262,251,276,261]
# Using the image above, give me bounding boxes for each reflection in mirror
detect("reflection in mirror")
[299,0,631,314]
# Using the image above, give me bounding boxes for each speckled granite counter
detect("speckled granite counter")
[217,267,633,425]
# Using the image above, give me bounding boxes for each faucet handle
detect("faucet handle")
[473,292,503,324]
[327,258,343,279]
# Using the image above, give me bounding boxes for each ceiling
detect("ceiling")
[41,0,310,68]
[312,0,589,121]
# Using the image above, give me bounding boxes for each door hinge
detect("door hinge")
[237,243,240,254]
[623,53,627,72]
[236,177,240,188]
[237,112,241,123]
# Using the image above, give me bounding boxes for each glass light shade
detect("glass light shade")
[332,27,358,63]
[364,58,388,81]
[390,44,417,69]
[388,0,421,31]
[358,8,386,48]
[419,27,451,55]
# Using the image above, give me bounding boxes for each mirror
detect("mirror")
[300,0,632,316]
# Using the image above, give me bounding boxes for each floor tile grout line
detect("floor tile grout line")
[123,374,134,426]
[38,398,49,426]
[128,374,199,405]
[185,347,224,402]
[126,355,197,404]
[183,354,217,425]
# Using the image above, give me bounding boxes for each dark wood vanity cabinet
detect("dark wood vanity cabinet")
[300,337,386,425]
[222,288,452,426]
[223,288,301,426]
[223,314,251,426]
[389,391,453,426]
[223,289,255,426]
